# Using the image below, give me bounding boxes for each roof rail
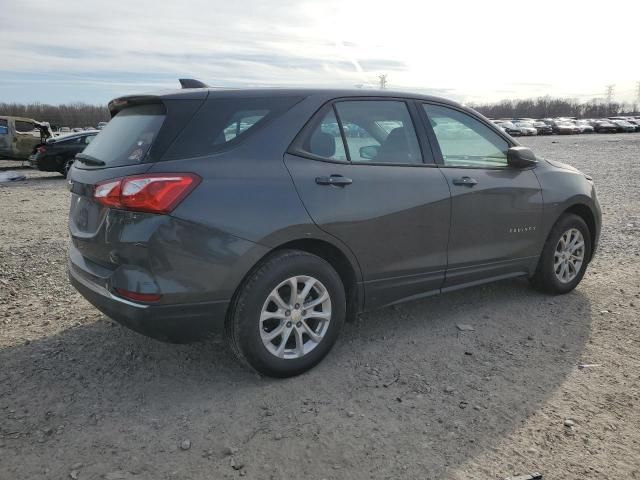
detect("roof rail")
[179,78,209,89]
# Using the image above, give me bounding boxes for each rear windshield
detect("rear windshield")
[162,96,302,161]
[81,104,165,167]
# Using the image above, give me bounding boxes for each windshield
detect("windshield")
[516,122,533,128]
[80,103,165,167]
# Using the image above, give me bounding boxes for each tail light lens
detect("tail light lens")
[94,173,201,214]
[114,288,162,303]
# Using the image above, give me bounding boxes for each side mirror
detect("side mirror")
[359,145,380,160]
[507,146,537,168]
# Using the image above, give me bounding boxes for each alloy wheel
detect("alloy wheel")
[259,275,332,359]
[554,228,585,284]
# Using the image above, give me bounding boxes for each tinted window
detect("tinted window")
[0,119,7,135]
[295,106,347,161]
[164,96,302,160]
[81,104,165,167]
[335,101,422,164]
[15,120,35,133]
[423,104,509,168]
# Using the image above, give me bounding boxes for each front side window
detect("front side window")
[15,120,35,133]
[423,104,509,168]
[334,101,422,164]
[0,119,7,135]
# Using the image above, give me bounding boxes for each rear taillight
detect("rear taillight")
[37,146,46,153]
[94,173,201,214]
[114,288,162,303]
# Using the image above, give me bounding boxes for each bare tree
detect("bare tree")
[378,74,388,89]
[0,102,110,129]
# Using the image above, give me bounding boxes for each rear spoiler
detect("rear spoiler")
[179,78,209,89]
[108,79,210,117]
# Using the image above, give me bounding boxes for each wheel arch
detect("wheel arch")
[228,237,364,322]
[561,203,597,261]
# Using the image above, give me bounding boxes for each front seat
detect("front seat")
[376,127,409,163]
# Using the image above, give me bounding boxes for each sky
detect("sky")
[1,0,639,106]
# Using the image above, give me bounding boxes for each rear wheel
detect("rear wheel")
[530,213,591,294]
[226,250,346,377]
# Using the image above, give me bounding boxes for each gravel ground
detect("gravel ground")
[0,133,639,480]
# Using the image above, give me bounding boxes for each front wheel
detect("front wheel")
[226,250,346,377]
[530,213,592,294]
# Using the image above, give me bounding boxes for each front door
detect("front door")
[285,99,451,309]
[421,103,544,289]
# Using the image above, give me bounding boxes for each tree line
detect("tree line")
[470,97,639,119]
[0,102,110,129]
[1,96,639,128]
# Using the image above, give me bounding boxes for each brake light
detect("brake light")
[114,288,162,303]
[94,173,200,214]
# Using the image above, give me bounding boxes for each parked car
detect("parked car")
[68,84,601,377]
[0,116,54,160]
[494,121,522,136]
[552,121,578,135]
[29,130,98,176]
[513,121,537,136]
[592,120,618,133]
[627,119,640,132]
[574,120,595,134]
[610,119,636,133]
[533,121,553,135]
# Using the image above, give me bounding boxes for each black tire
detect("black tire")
[62,158,74,177]
[225,250,346,378]
[530,213,592,294]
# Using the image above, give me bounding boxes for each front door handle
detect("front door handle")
[315,175,353,187]
[452,176,478,187]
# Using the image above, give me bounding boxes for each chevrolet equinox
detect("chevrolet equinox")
[68,83,601,377]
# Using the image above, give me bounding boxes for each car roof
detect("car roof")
[109,87,463,113]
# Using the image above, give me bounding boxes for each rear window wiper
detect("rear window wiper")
[75,153,106,166]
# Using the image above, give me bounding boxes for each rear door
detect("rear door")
[285,98,451,309]
[420,103,543,289]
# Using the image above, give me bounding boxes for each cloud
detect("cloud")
[0,0,639,104]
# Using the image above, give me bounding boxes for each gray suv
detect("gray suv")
[68,84,601,377]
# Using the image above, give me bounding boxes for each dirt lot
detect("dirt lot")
[1,134,639,480]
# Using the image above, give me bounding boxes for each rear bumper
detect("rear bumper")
[69,257,229,343]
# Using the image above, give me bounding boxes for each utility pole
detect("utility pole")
[378,74,388,89]
[605,84,615,104]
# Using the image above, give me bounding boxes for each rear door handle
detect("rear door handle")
[452,176,478,186]
[315,175,353,187]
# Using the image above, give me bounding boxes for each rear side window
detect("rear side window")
[81,104,165,167]
[0,119,7,135]
[15,120,35,133]
[291,100,424,165]
[292,106,347,161]
[163,96,303,160]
